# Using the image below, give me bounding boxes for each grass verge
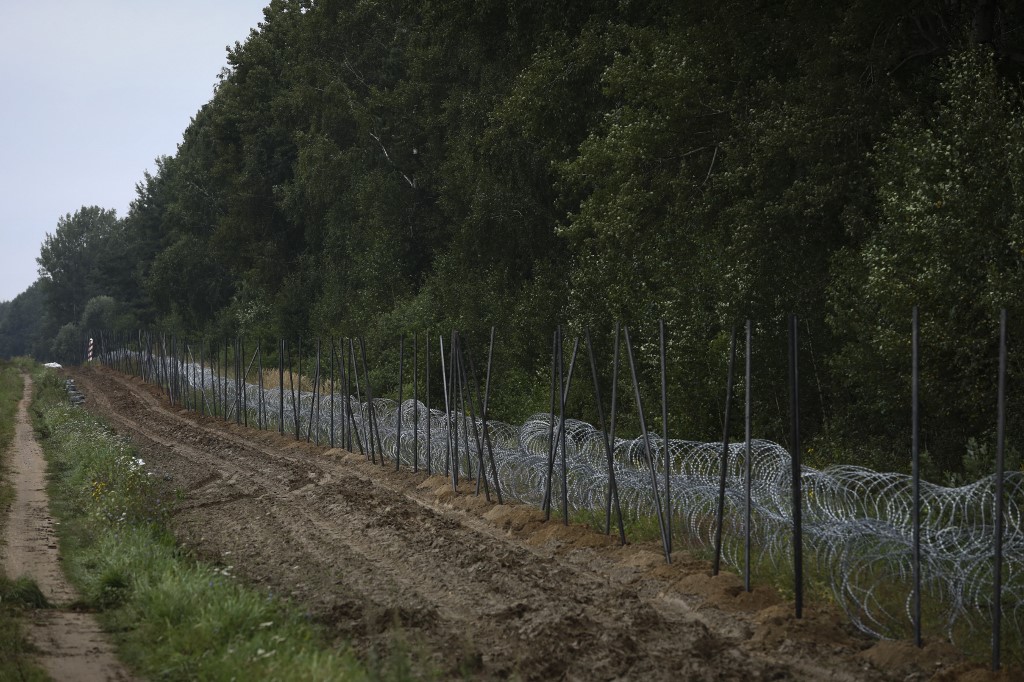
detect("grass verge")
[0,361,50,680]
[31,366,423,681]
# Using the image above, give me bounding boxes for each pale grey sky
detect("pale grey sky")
[0,1,268,302]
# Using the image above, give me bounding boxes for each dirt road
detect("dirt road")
[71,365,975,681]
[2,374,134,681]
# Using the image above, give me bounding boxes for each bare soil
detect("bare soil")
[2,374,134,681]
[70,365,1011,681]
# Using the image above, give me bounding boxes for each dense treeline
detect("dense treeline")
[3,0,1024,479]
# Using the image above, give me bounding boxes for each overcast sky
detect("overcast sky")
[0,1,268,303]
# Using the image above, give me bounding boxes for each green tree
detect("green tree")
[79,295,136,336]
[36,206,121,324]
[51,322,83,366]
[0,280,51,359]
[829,47,1024,473]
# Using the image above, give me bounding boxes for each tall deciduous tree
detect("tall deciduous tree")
[829,47,1024,472]
[36,206,121,323]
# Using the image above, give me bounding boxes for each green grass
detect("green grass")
[0,362,51,681]
[0,363,20,453]
[31,366,429,681]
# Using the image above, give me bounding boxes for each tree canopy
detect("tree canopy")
[6,0,1024,477]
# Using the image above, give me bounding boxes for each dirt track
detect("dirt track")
[3,375,133,681]
[70,365,981,681]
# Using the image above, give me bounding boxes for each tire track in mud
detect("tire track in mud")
[74,366,893,681]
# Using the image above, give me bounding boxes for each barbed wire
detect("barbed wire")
[120,353,1024,647]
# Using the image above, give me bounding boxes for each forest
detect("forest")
[2,0,1024,480]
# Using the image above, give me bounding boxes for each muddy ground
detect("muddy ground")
[70,365,1011,681]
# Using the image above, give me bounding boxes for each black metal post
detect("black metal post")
[460,337,491,501]
[191,342,197,413]
[425,331,431,475]
[316,338,323,443]
[348,338,366,458]
[556,330,566,522]
[279,339,285,434]
[439,334,452,483]
[608,323,622,537]
[163,334,169,400]
[355,337,372,462]
[789,314,804,619]
[200,341,206,417]
[345,339,358,453]
[173,336,179,407]
[242,338,248,426]
[624,325,671,564]
[296,336,303,440]
[360,337,384,464]
[560,335,580,525]
[993,308,1007,672]
[339,337,348,446]
[213,338,218,417]
[191,341,197,412]
[544,329,558,518]
[447,332,458,486]
[288,340,298,436]
[229,338,234,420]
[585,327,625,544]
[713,327,738,575]
[912,306,922,648]
[456,334,473,482]
[224,338,229,422]
[176,335,182,406]
[163,335,169,402]
[234,338,241,424]
[744,320,753,592]
[341,340,349,448]
[232,338,237,421]
[481,326,502,504]
[257,342,264,429]
[397,335,405,470]
[455,334,472,481]
[329,337,335,447]
[166,335,172,406]
[307,338,321,443]
[659,319,671,554]
[413,333,419,472]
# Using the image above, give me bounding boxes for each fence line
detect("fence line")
[92,320,1022,667]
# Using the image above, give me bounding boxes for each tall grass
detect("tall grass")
[32,367,426,681]
[0,363,20,451]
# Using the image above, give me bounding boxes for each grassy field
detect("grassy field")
[31,366,425,681]
[0,360,50,680]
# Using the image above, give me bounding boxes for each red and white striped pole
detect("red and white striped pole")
[87,337,94,362]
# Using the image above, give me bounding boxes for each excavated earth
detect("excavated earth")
[70,365,1012,681]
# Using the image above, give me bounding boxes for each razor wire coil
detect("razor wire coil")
[114,351,1024,648]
